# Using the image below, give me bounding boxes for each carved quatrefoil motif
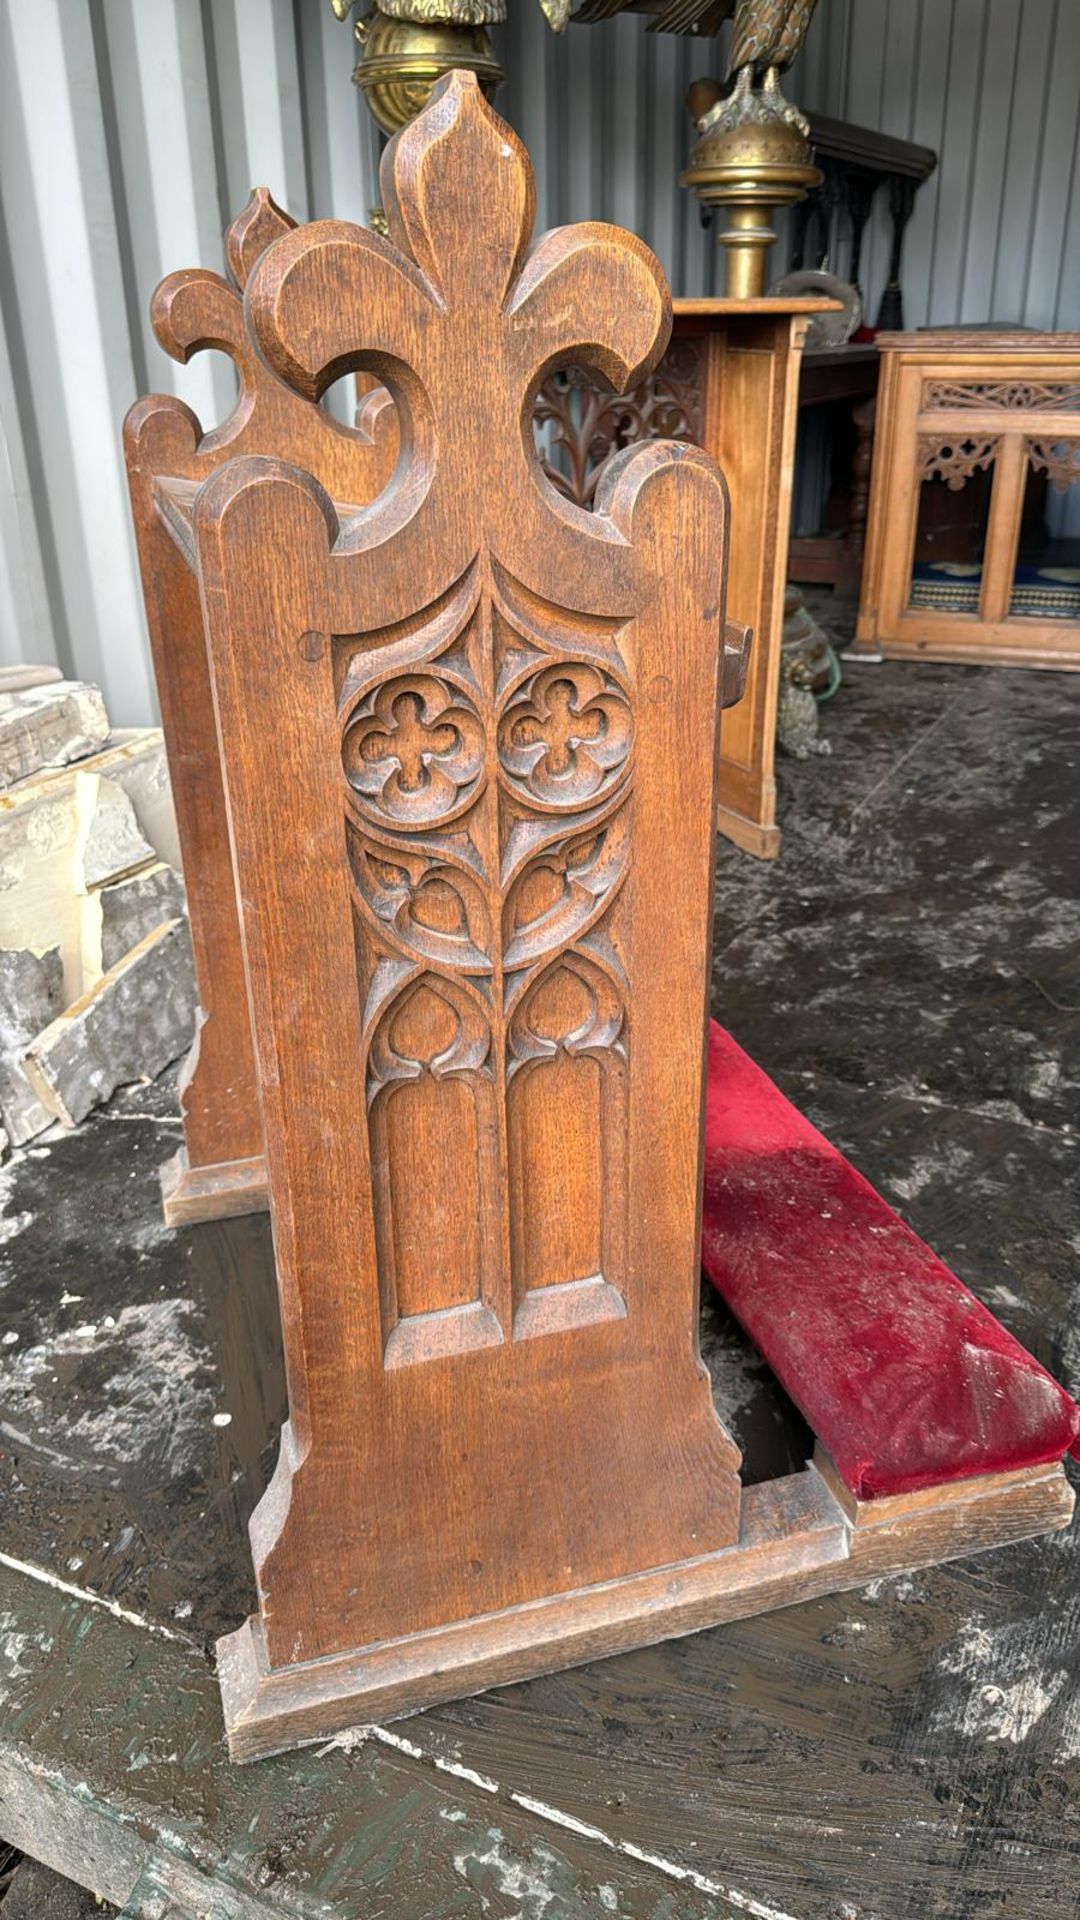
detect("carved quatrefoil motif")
[343,675,484,825]
[498,663,632,810]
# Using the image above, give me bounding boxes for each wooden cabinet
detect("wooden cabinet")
[855,332,1080,670]
[540,299,832,858]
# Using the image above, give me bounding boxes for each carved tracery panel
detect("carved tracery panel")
[339,556,634,1361]
[535,338,704,510]
[1027,437,1080,492]
[916,435,999,490]
[925,380,1080,411]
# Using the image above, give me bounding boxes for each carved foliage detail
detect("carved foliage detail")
[348,835,492,971]
[368,973,491,1097]
[225,188,296,293]
[280,78,665,1362]
[144,184,395,482]
[1027,437,1080,493]
[343,675,485,825]
[502,814,629,971]
[507,950,625,1075]
[150,190,299,432]
[243,72,669,516]
[917,435,999,490]
[498,662,632,808]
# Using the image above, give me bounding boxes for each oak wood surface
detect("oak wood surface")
[533,302,821,859]
[178,74,754,1749]
[672,297,841,316]
[687,309,811,858]
[2,651,1078,1901]
[218,1457,1073,1761]
[130,235,823,1234]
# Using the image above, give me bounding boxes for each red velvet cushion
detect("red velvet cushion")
[701,1022,1080,1500]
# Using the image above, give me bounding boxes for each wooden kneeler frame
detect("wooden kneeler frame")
[133,77,1076,1764]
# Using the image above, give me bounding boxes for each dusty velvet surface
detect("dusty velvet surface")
[701,1023,1080,1499]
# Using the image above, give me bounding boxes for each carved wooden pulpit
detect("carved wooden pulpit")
[130,74,1080,1766]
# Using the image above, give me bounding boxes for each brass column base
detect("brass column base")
[352,12,503,135]
[704,168,822,298]
[681,102,821,300]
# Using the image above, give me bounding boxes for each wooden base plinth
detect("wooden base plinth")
[716,804,781,860]
[855,631,1080,672]
[216,1457,1073,1762]
[160,1146,270,1226]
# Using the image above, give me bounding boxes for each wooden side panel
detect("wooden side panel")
[196,75,745,1680]
[380,1078,482,1313]
[692,314,809,857]
[123,456,264,1180]
[509,1051,603,1294]
[123,192,397,1213]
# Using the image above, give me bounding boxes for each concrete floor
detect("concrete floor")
[0,655,1077,1919]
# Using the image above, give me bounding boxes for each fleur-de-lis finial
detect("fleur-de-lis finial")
[243,71,671,542]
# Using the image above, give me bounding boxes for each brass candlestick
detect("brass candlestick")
[681,81,820,299]
[348,8,505,136]
[330,0,570,144]
[680,1,822,298]
[329,0,822,300]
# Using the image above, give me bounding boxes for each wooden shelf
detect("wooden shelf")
[673,296,842,317]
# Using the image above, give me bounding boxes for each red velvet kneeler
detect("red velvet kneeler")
[701,1022,1080,1501]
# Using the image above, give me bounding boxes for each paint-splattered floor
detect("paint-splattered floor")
[0,656,1077,1920]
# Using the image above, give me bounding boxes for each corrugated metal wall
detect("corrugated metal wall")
[2,0,1079,722]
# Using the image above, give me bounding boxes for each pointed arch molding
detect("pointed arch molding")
[196,73,745,1735]
[341,540,638,1363]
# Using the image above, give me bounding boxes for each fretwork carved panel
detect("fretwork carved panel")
[925,379,1080,411]
[338,556,635,1362]
[1027,437,1080,492]
[917,434,999,490]
[535,339,704,509]
[193,74,746,1737]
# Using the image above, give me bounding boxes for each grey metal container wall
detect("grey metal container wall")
[2,0,1078,722]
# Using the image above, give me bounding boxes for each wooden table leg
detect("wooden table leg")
[833,394,877,599]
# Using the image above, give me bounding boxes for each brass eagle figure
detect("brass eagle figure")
[725,0,819,129]
[728,0,818,74]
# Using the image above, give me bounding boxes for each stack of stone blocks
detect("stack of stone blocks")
[0,665,195,1155]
